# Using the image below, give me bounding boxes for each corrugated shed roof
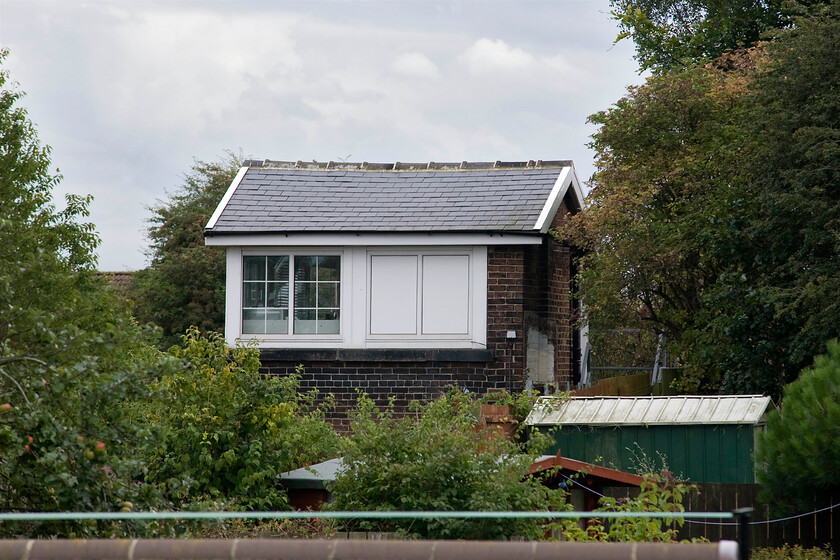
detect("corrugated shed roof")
[206,160,578,235]
[525,395,774,427]
[280,458,343,490]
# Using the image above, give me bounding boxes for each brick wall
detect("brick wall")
[260,246,528,431]
[548,199,576,387]
[520,198,577,389]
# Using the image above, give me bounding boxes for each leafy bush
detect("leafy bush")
[562,470,699,542]
[752,546,833,560]
[329,391,568,540]
[756,339,840,514]
[138,327,341,510]
[0,48,174,537]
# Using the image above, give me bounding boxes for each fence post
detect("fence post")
[733,508,753,560]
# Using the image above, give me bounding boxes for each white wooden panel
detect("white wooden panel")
[370,255,418,334]
[422,255,469,334]
[225,247,242,345]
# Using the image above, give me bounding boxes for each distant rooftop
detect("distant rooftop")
[206,159,581,236]
[96,271,134,294]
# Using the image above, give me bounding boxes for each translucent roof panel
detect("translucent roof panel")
[525,395,774,426]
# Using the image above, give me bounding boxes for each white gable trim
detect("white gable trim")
[533,166,584,233]
[206,232,544,247]
[205,166,248,230]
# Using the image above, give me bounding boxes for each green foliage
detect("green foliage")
[563,470,699,542]
[564,52,754,392]
[752,546,834,560]
[711,0,840,394]
[478,388,542,425]
[330,391,568,540]
[755,339,840,514]
[611,0,786,73]
[570,1,840,395]
[138,327,341,511]
[0,48,174,537]
[131,154,241,348]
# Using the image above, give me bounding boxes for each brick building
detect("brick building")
[204,159,584,427]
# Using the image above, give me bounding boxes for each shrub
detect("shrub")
[329,391,568,540]
[562,469,700,542]
[756,339,840,514]
[752,546,833,560]
[138,327,341,510]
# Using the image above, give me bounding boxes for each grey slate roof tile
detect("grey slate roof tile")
[207,161,571,234]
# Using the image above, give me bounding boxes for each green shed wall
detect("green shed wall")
[538,424,757,484]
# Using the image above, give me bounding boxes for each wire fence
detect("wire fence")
[0,511,735,521]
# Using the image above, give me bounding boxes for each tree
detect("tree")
[570,1,840,396]
[131,154,241,348]
[0,48,172,537]
[755,339,840,514]
[330,392,567,540]
[136,328,341,511]
[611,0,786,73]
[563,51,755,392]
[710,0,840,394]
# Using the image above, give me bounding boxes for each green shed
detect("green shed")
[525,395,774,484]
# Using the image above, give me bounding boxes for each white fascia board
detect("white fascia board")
[205,232,544,247]
[533,165,585,233]
[205,166,248,231]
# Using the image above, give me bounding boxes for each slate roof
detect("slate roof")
[205,159,577,235]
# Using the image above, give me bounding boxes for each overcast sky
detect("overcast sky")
[1,0,642,271]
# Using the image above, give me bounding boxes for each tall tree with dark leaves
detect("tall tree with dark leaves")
[131,153,241,348]
[710,0,840,395]
[563,52,755,392]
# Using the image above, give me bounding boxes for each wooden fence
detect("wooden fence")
[604,484,839,549]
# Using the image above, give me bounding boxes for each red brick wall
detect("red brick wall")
[548,198,576,386]
[520,197,577,389]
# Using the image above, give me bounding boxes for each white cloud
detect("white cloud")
[1,1,642,270]
[392,52,440,79]
[460,38,536,73]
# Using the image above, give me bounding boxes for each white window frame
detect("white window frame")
[225,245,487,350]
[364,248,480,345]
[229,248,346,346]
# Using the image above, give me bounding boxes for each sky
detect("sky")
[0,0,642,271]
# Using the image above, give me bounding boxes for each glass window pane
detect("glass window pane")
[242,309,266,334]
[243,256,266,281]
[294,309,317,334]
[265,309,288,334]
[318,283,338,307]
[318,309,340,334]
[318,256,341,281]
[268,256,289,281]
[243,282,265,308]
[267,282,289,308]
[295,282,316,308]
[294,256,317,281]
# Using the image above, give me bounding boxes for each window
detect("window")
[242,255,340,335]
[368,252,471,338]
[227,246,486,348]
